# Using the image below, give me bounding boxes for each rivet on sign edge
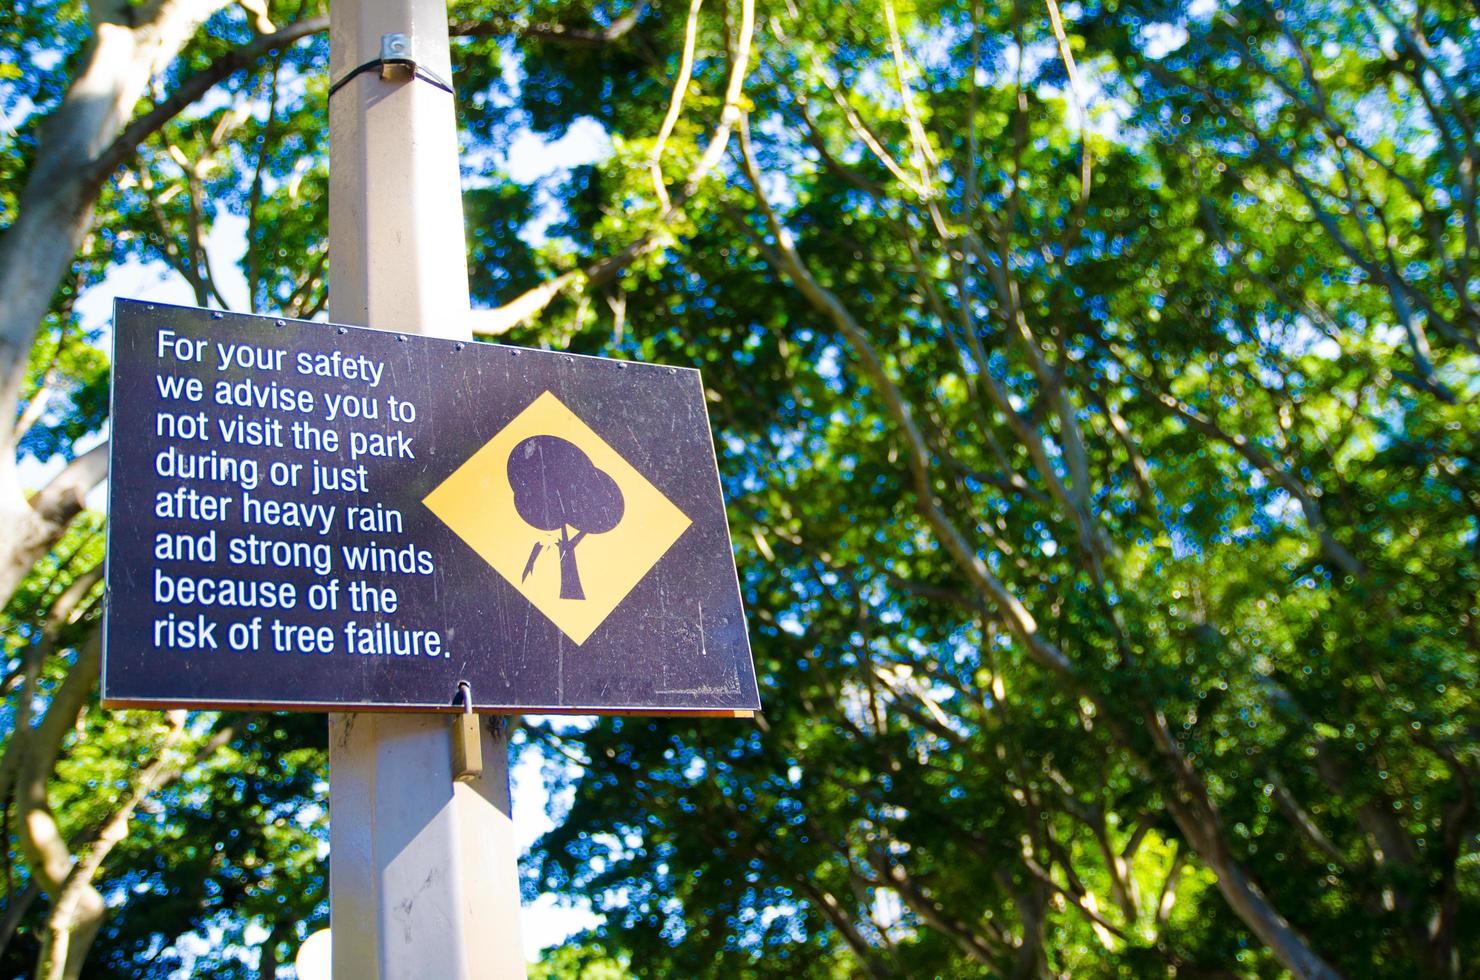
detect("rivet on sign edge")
[455,342,465,351]
[275,320,286,328]
[337,327,347,334]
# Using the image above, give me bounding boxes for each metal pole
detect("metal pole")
[326,0,526,976]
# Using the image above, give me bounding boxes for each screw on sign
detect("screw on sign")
[508,435,625,600]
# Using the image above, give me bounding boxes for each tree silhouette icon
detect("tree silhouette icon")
[507,435,625,600]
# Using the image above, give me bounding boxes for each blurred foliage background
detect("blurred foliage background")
[0,0,1476,975]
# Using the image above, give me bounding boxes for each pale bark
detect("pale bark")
[0,444,109,617]
[13,633,103,980]
[0,4,329,618]
[5,617,232,979]
[34,711,203,980]
[0,0,231,425]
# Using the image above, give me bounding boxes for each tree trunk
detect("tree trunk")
[0,0,227,422]
[0,445,108,613]
[14,634,103,980]
[0,0,229,613]
[1169,814,1343,978]
[556,526,586,599]
[35,889,106,980]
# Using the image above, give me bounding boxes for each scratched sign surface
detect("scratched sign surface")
[103,300,758,714]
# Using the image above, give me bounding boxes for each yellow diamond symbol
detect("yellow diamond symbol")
[423,390,692,645]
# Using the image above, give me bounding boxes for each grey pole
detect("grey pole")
[326,0,526,976]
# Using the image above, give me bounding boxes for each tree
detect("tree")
[521,0,1477,976]
[510,434,625,600]
[2,0,1477,975]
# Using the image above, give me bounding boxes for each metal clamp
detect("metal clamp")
[450,681,482,782]
[327,33,455,101]
[380,33,413,78]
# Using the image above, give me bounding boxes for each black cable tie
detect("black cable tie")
[327,58,454,101]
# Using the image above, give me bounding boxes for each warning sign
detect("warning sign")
[102,301,758,715]
[425,391,692,644]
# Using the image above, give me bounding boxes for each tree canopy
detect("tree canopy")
[0,0,1476,976]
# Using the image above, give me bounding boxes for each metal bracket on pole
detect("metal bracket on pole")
[451,680,483,782]
[379,33,413,80]
[326,32,455,101]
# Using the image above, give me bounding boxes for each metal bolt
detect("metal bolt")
[381,32,410,58]
[337,327,347,335]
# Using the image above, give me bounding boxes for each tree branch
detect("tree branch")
[469,0,753,337]
[449,1,648,48]
[93,16,329,181]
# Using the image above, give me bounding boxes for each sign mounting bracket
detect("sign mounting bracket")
[325,31,455,101]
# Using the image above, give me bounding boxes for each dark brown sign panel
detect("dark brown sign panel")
[103,300,758,714]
